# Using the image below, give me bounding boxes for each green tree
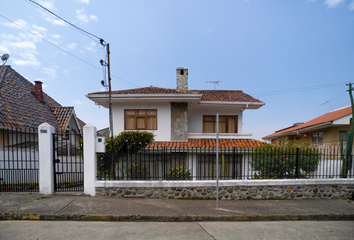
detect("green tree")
[340,83,354,178]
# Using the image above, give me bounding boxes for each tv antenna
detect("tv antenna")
[206,79,221,90]
[1,54,9,65]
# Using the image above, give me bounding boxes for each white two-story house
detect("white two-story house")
[86,68,265,180]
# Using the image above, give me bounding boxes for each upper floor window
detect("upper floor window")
[125,109,157,130]
[203,115,238,133]
[312,132,323,144]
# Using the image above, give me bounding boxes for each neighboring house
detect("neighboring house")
[263,106,352,144]
[0,65,85,149]
[86,67,265,179]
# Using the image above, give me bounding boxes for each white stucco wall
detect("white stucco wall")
[112,102,171,141]
[188,105,243,134]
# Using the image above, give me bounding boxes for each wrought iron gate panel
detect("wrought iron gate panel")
[53,132,83,192]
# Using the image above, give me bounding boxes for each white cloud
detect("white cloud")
[89,15,98,21]
[42,84,48,89]
[41,67,58,79]
[0,45,11,54]
[349,0,354,10]
[2,19,30,30]
[1,34,21,41]
[32,24,47,33]
[76,0,90,3]
[85,42,96,52]
[73,99,84,105]
[12,52,41,67]
[76,9,98,24]
[324,0,345,8]
[37,0,56,11]
[5,41,37,50]
[51,34,61,39]
[63,69,70,76]
[67,43,77,49]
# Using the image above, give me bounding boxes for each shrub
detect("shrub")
[165,166,192,180]
[250,147,320,179]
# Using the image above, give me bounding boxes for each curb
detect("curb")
[1,213,354,222]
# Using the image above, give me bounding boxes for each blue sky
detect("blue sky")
[1,0,354,140]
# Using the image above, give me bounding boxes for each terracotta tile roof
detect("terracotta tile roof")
[50,107,74,132]
[147,138,265,149]
[88,87,263,103]
[263,106,352,139]
[0,66,86,131]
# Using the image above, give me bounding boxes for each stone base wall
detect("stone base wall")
[96,185,354,200]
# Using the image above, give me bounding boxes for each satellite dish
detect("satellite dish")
[1,54,9,65]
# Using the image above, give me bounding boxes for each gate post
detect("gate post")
[38,123,55,195]
[84,124,97,196]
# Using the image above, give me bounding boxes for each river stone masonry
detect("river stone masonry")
[170,102,188,141]
[96,184,354,200]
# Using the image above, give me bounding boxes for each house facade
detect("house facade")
[87,67,265,144]
[87,68,265,180]
[263,106,352,145]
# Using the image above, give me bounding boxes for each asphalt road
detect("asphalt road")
[0,221,353,240]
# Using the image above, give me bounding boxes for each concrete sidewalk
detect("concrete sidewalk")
[0,192,354,222]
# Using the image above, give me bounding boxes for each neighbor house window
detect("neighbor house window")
[203,115,238,133]
[125,109,157,130]
[312,132,323,144]
[339,131,347,141]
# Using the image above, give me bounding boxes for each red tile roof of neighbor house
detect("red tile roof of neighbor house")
[0,65,85,131]
[147,139,265,148]
[263,106,352,140]
[88,87,263,103]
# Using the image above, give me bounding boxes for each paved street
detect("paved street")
[1,221,353,240]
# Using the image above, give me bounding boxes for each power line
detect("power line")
[250,81,347,97]
[24,0,100,44]
[27,0,102,42]
[0,14,140,88]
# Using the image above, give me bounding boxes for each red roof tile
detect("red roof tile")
[147,138,265,148]
[263,106,352,139]
[88,87,263,103]
[50,107,74,132]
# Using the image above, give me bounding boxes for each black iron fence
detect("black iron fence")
[97,147,354,181]
[0,127,39,192]
[53,131,83,192]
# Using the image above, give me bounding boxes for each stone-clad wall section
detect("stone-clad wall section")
[171,102,188,141]
[96,185,354,200]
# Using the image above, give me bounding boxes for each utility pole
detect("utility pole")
[100,40,114,173]
[107,43,114,143]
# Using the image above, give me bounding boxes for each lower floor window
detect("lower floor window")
[312,132,323,144]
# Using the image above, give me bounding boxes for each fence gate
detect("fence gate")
[53,132,83,192]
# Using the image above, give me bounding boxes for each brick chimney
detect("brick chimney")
[34,81,44,103]
[176,67,188,92]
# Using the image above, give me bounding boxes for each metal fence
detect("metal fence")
[0,127,39,192]
[53,131,83,192]
[97,147,354,181]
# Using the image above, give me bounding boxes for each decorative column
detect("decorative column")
[38,123,55,195]
[83,124,97,196]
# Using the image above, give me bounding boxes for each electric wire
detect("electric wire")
[0,14,140,88]
[250,81,347,97]
[27,0,102,42]
[24,0,100,44]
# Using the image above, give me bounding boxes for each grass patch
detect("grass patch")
[36,196,49,200]
[347,200,352,203]
[24,201,28,203]
[29,192,32,195]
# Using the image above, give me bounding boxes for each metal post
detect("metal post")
[106,43,115,174]
[295,148,299,178]
[216,112,219,209]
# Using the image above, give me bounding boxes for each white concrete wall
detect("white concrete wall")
[112,102,171,141]
[188,105,243,134]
